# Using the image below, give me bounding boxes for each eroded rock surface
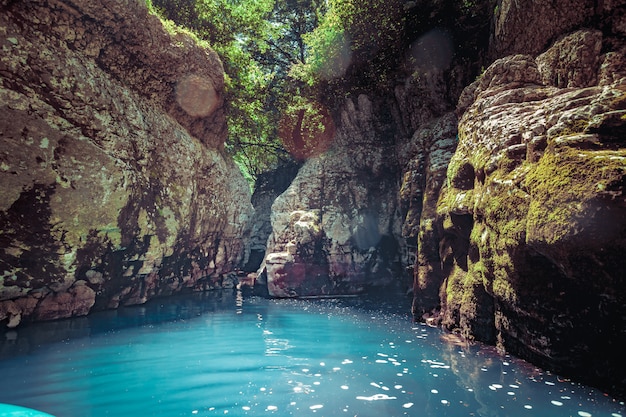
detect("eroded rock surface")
[0,0,253,327]
[243,163,300,275]
[419,28,626,396]
[260,95,410,297]
[490,0,604,58]
[399,113,459,315]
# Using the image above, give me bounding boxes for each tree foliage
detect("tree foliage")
[290,0,405,94]
[150,0,326,182]
[148,0,494,184]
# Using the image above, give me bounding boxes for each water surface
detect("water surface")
[0,291,624,417]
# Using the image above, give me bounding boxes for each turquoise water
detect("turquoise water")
[0,291,624,417]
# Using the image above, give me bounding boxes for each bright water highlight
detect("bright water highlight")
[0,291,624,417]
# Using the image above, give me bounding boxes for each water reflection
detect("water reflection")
[0,291,234,359]
[236,289,244,314]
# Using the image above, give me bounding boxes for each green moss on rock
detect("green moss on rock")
[524,146,626,246]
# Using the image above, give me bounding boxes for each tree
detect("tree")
[150,0,325,183]
[148,0,494,184]
[290,0,405,94]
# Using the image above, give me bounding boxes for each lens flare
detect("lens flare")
[317,31,352,80]
[176,74,219,117]
[279,102,335,160]
[410,28,454,72]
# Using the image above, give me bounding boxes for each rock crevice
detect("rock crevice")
[259,95,411,297]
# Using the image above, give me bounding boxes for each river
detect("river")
[0,291,623,417]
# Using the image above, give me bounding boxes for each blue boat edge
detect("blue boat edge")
[0,404,56,417]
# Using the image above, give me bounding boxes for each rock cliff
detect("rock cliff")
[413,1,626,397]
[260,95,411,297]
[0,0,253,328]
[256,1,486,299]
[243,162,300,275]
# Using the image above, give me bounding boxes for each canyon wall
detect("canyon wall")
[257,1,489,299]
[243,162,300,275]
[260,95,411,297]
[413,0,626,397]
[258,0,626,399]
[0,0,253,328]
[257,2,486,298]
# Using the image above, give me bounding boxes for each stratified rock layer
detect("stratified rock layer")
[418,27,626,396]
[0,0,253,327]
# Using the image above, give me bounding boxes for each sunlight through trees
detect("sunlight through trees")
[146,0,492,186]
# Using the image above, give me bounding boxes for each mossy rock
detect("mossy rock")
[524,146,626,247]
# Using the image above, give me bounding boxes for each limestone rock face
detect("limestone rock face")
[424,28,626,395]
[399,113,459,316]
[260,95,410,297]
[243,163,300,274]
[490,0,606,58]
[0,0,253,327]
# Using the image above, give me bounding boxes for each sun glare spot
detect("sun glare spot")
[176,74,219,117]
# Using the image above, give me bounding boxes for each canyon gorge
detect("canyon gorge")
[1,0,625,400]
